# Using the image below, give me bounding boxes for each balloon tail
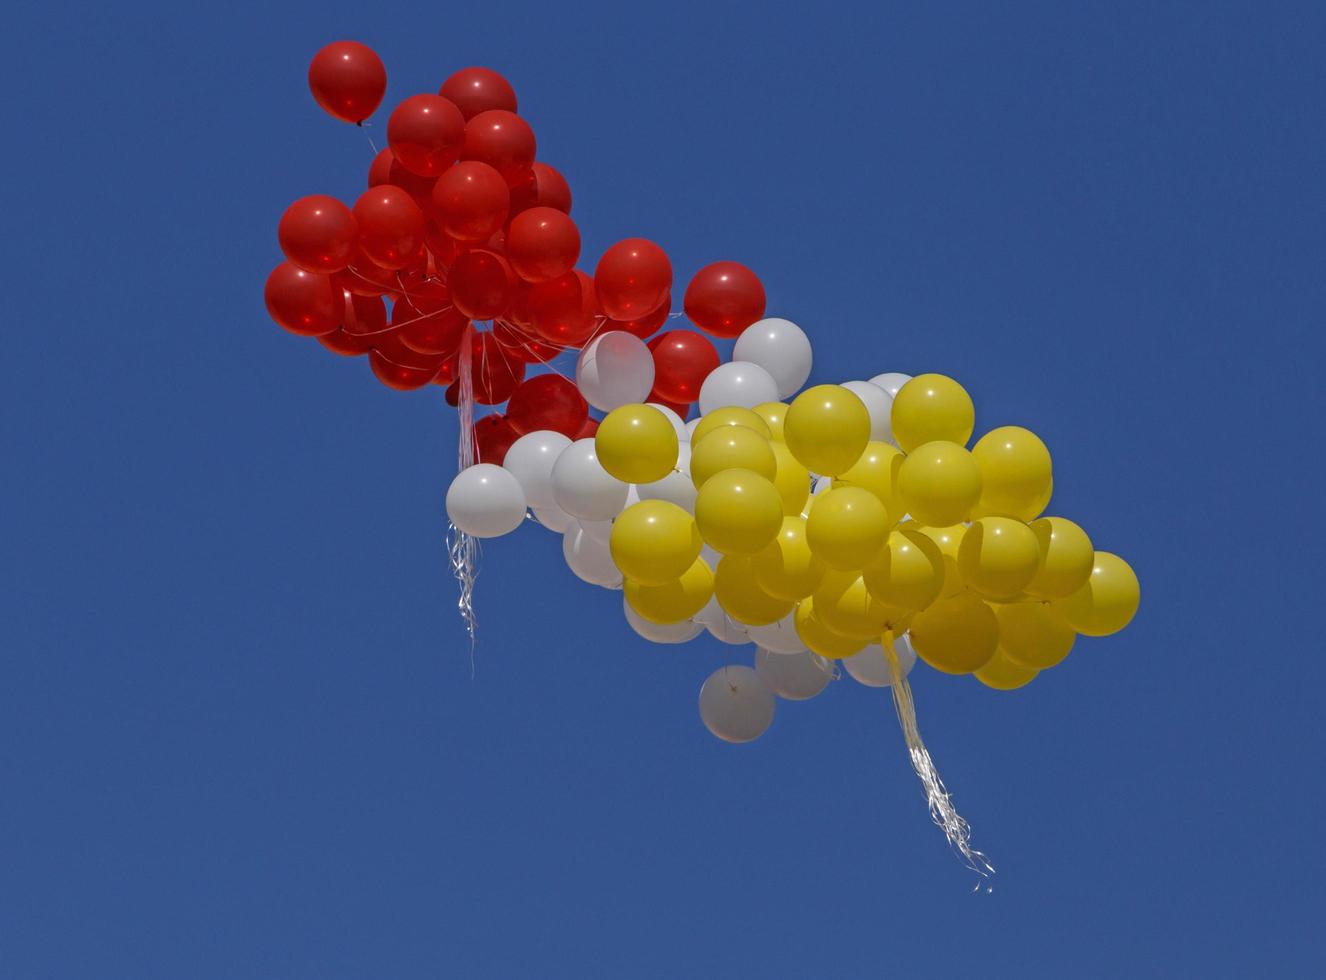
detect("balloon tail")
[448,325,479,671]
[883,634,995,881]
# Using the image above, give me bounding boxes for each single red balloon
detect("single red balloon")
[450,249,516,321]
[530,162,572,214]
[439,67,518,120]
[576,417,599,439]
[424,222,465,266]
[369,349,441,390]
[506,374,589,437]
[527,270,600,346]
[471,414,522,464]
[308,41,387,124]
[461,110,536,183]
[431,161,509,242]
[683,261,766,338]
[393,268,451,314]
[432,352,461,387]
[337,249,398,297]
[393,299,468,357]
[647,330,720,404]
[608,292,671,340]
[265,262,341,336]
[319,327,375,357]
[341,291,388,336]
[646,390,691,418]
[493,321,563,364]
[387,94,466,177]
[468,331,527,404]
[506,207,580,283]
[278,195,357,274]
[594,238,672,322]
[353,186,426,270]
[367,148,438,215]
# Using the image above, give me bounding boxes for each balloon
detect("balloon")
[439,66,518,120]
[506,207,580,282]
[868,371,913,399]
[793,598,867,659]
[974,650,1039,691]
[648,331,719,404]
[563,522,623,588]
[645,402,689,442]
[278,195,357,274]
[461,109,536,182]
[684,261,766,338]
[842,635,918,688]
[431,161,510,242]
[694,468,784,555]
[995,600,1076,670]
[910,521,966,560]
[449,249,515,320]
[805,486,891,571]
[832,441,904,518]
[623,598,704,644]
[732,318,812,398]
[576,332,655,412]
[610,500,702,585]
[336,291,388,337]
[528,271,599,346]
[318,326,374,357]
[714,555,795,625]
[352,186,426,270]
[369,350,440,390]
[909,593,999,675]
[812,571,899,638]
[890,374,975,452]
[466,331,527,404]
[339,249,400,296]
[755,648,832,701]
[957,517,1042,600]
[265,262,341,336]
[594,238,673,321]
[594,404,678,483]
[752,402,787,441]
[971,426,1054,521]
[696,598,753,645]
[502,430,572,509]
[387,94,466,176]
[896,441,983,527]
[637,442,696,512]
[752,517,826,601]
[840,380,894,445]
[529,161,572,214]
[493,321,563,364]
[783,385,872,477]
[472,413,521,464]
[577,417,599,439]
[769,441,810,516]
[690,406,771,445]
[609,295,672,340]
[698,666,775,743]
[697,361,780,415]
[862,528,945,613]
[506,374,588,437]
[690,426,776,488]
[1025,517,1095,599]
[368,148,440,215]
[308,41,387,124]
[551,437,629,521]
[1052,552,1140,637]
[746,613,809,654]
[625,556,714,623]
[445,463,527,537]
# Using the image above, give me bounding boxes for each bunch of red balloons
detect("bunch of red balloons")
[266,41,770,464]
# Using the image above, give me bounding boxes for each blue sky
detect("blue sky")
[2,1,1323,976]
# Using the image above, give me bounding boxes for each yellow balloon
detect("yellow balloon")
[812,570,902,637]
[752,517,826,600]
[890,373,975,452]
[910,522,967,559]
[624,556,714,624]
[909,593,999,674]
[957,516,1042,600]
[609,500,702,586]
[752,402,787,441]
[1025,516,1094,599]
[783,384,872,477]
[690,406,771,445]
[770,441,810,515]
[689,425,776,487]
[805,486,891,571]
[974,649,1039,691]
[832,441,904,519]
[862,528,945,612]
[595,404,679,484]
[971,426,1053,521]
[693,468,785,555]
[1052,551,1140,637]
[793,598,868,659]
[938,555,966,598]
[896,441,983,527]
[995,600,1075,669]
[714,555,796,625]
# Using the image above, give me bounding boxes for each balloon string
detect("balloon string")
[883,633,995,884]
[448,325,479,671]
[359,119,379,155]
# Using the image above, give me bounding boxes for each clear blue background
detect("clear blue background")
[2,1,1323,976]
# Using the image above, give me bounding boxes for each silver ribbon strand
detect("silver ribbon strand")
[448,326,479,664]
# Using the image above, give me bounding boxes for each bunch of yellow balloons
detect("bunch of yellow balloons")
[594,373,1140,691]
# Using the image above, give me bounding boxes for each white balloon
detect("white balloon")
[755,648,833,701]
[576,331,655,412]
[684,418,702,441]
[699,666,775,743]
[624,598,704,644]
[562,522,622,588]
[445,464,527,538]
[697,361,780,415]
[868,372,913,399]
[745,613,809,655]
[732,318,813,398]
[502,430,572,509]
[695,597,751,645]
[530,502,575,533]
[636,442,697,512]
[646,402,689,442]
[580,518,613,544]
[551,438,629,521]
[842,634,918,688]
[840,380,895,445]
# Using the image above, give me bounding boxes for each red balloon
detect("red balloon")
[353,186,426,270]
[265,262,341,336]
[506,374,589,437]
[431,161,509,242]
[308,41,387,124]
[367,148,438,214]
[439,67,518,120]
[341,291,388,336]
[468,331,527,404]
[647,330,720,404]
[432,352,461,387]
[386,94,466,177]
[391,298,468,356]
[461,110,536,183]
[594,238,672,322]
[393,268,451,314]
[424,222,465,266]
[278,195,357,274]
[369,349,441,390]
[683,261,766,338]
[450,249,516,321]
[647,390,691,418]
[319,327,375,357]
[530,162,572,214]
[608,292,671,340]
[471,413,522,464]
[506,207,580,283]
[493,321,563,364]
[576,417,599,439]
[336,249,398,297]
[527,270,600,346]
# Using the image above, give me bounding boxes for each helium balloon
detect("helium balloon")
[862,528,945,613]
[890,373,975,452]
[551,437,629,521]
[697,361,780,415]
[645,402,689,442]
[461,109,536,182]
[624,598,704,644]
[528,270,599,346]
[784,385,871,477]
[812,571,898,638]
[974,650,1039,691]
[805,486,891,571]
[431,161,510,242]
[896,441,983,527]
[752,402,787,441]
[278,195,357,274]
[318,326,374,357]
[625,556,714,623]
[842,635,918,688]
[449,249,515,320]
[472,413,521,464]
[746,613,809,655]
[958,517,1042,600]
[387,94,466,176]
[369,350,441,390]
[769,441,810,516]
[690,426,776,487]
[439,66,518,120]
[637,441,696,511]
[755,648,832,701]
[308,41,387,124]
[832,441,903,518]
[695,597,753,645]
[690,406,771,445]
[576,332,656,412]
[751,517,826,601]
[698,666,775,743]
[610,500,702,585]
[563,522,622,588]
[445,463,527,537]
[265,262,341,336]
[868,371,913,399]
[530,501,575,532]
[506,374,588,437]
[840,380,894,445]
[609,295,672,340]
[648,331,719,405]
[528,162,572,214]
[684,261,766,338]
[502,430,572,509]
[353,186,426,270]
[1026,517,1095,599]
[995,600,1076,670]
[396,305,467,357]
[694,468,784,555]
[732,318,812,398]
[971,426,1053,521]
[793,599,867,659]
[466,331,527,404]
[594,404,678,483]
[909,593,999,675]
[594,238,673,322]
[506,207,580,283]
[713,555,795,626]
[1052,552,1140,637]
